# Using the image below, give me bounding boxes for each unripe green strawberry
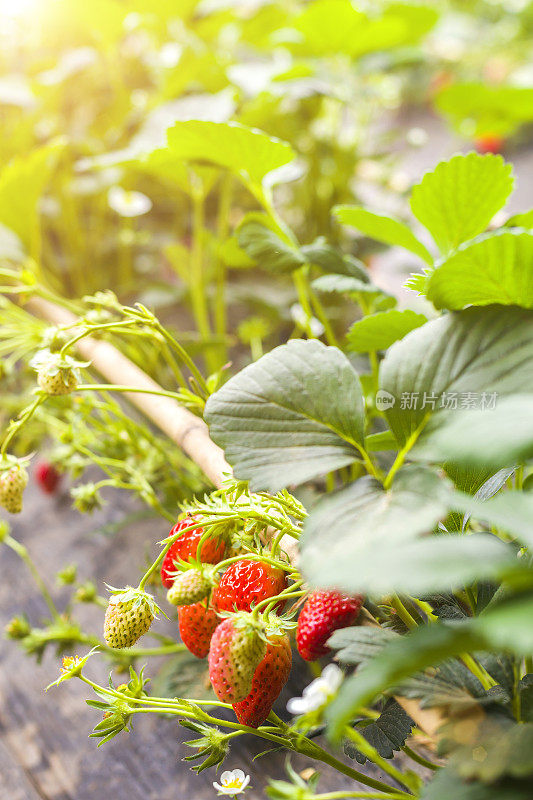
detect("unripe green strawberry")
[167,569,212,607]
[0,464,29,514]
[208,614,267,703]
[31,350,86,396]
[103,587,158,649]
[38,365,78,395]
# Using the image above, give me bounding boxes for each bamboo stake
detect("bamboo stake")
[26,297,231,488]
[26,294,445,743]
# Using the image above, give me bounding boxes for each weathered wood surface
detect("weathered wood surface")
[0,479,406,800]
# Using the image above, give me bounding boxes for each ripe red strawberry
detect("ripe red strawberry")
[35,461,62,494]
[166,568,212,607]
[161,515,225,589]
[233,634,292,728]
[213,559,288,614]
[208,614,266,703]
[178,602,219,659]
[296,590,363,661]
[475,134,504,155]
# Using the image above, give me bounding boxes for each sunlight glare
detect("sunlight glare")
[0,0,38,18]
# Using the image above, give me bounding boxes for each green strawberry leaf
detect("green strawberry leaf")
[472,594,533,655]
[344,698,413,764]
[300,465,515,596]
[334,205,433,265]
[420,768,533,800]
[454,490,533,550]
[426,229,533,310]
[347,309,428,353]
[291,0,437,58]
[329,627,398,666]
[328,593,533,740]
[364,430,398,452]
[326,621,484,739]
[312,274,377,294]
[506,209,533,228]
[379,306,533,447]
[413,396,533,472]
[442,716,533,784]
[410,153,514,254]
[150,650,214,702]
[165,120,294,198]
[300,239,369,280]
[205,339,365,491]
[237,219,304,274]
[519,676,533,723]
[399,659,491,712]
[312,273,396,312]
[0,141,63,258]
[435,83,533,138]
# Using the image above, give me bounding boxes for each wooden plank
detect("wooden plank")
[0,729,46,800]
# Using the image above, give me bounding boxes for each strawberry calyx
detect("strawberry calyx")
[105,584,162,619]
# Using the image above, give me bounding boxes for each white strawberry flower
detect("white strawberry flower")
[287,663,343,715]
[213,769,250,796]
[108,186,152,217]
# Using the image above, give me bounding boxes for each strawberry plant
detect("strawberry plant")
[0,148,532,799]
[0,1,532,798]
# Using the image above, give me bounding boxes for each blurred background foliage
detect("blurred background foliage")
[0,0,532,507]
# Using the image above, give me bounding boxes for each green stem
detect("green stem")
[1,393,46,456]
[369,352,379,394]
[464,586,477,615]
[59,320,137,356]
[160,340,188,390]
[152,322,209,396]
[138,517,215,591]
[214,173,233,363]
[352,443,384,482]
[401,744,439,772]
[293,267,316,335]
[390,595,418,629]
[384,418,429,490]
[4,535,59,619]
[75,384,184,401]
[305,739,413,798]
[78,675,411,798]
[317,793,409,800]
[307,276,339,347]
[254,584,305,617]
[460,654,497,691]
[344,728,416,794]
[190,179,216,374]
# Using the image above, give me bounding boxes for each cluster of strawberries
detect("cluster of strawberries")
[158,514,363,728]
[160,515,291,728]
